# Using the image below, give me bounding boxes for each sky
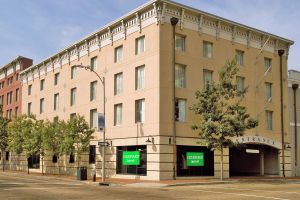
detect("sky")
[0,0,299,71]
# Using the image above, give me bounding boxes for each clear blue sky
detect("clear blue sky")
[0,0,299,71]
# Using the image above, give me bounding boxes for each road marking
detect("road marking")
[190,185,300,195]
[193,189,290,200]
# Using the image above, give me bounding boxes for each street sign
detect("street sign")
[122,151,140,165]
[186,152,204,167]
[98,113,105,130]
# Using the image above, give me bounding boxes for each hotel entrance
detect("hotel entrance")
[229,144,279,176]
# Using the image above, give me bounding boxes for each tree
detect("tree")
[0,113,10,171]
[42,118,66,175]
[8,115,45,174]
[191,60,258,180]
[64,115,94,167]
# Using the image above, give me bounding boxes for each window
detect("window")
[236,50,244,65]
[27,102,32,115]
[70,88,76,106]
[264,58,272,73]
[117,145,147,176]
[0,95,3,105]
[115,46,123,63]
[114,73,123,95]
[69,152,75,163]
[135,66,145,90]
[52,155,58,163]
[70,113,76,120]
[135,99,145,123]
[175,34,186,51]
[28,85,32,95]
[15,107,18,116]
[7,92,12,105]
[15,88,19,101]
[265,82,272,102]
[136,36,145,54]
[203,41,213,58]
[265,111,273,130]
[203,70,213,89]
[16,73,19,81]
[54,93,59,110]
[71,66,76,79]
[40,79,45,91]
[175,64,186,88]
[175,99,186,122]
[114,104,122,126]
[90,81,97,101]
[40,98,44,114]
[236,76,245,93]
[91,57,97,71]
[6,109,12,119]
[5,152,9,161]
[90,109,98,129]
[54,73,59,85]
[53,116,59,122]
[89,145,96,164]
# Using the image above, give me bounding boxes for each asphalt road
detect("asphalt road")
[1,172,300,200]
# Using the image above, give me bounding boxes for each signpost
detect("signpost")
[122,151,140,166]
[186,152,204,167]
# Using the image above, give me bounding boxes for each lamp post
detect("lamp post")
[73,64,107,184]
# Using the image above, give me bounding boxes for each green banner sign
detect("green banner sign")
[186,152,204,166]
[122,151,140,165]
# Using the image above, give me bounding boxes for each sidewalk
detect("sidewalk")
[2,170,300,188]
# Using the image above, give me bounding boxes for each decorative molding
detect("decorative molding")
[161,2,167,25]
[136,12,141,33]
[232,26,237,44]
[180,8,185,30]
[216,21,221,40]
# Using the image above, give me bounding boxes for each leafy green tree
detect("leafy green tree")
[65,115,94,167]
[191,60,258,180]
[0,113,10,171]
[42,118,66,174]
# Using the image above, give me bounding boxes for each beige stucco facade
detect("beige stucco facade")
[8,0,293,180]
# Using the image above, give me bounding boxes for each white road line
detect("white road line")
[193,189,290,200]
[190,185,300,195]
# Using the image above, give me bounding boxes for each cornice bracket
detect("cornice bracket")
[85,40,90,57]
[198,15,203,35]
[216,21,221,40]
[161,2,166,25]
[180,9,185,30]
[121,20,127,40]
[232,26,237,44]
[136,12,142,33]
[247,31,252,49]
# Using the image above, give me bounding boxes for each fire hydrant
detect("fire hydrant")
[92,166,96,182]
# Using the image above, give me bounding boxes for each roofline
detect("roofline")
[0,56,32,71]
[21,0,294,74]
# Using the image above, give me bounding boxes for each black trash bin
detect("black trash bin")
[77,167,87,181]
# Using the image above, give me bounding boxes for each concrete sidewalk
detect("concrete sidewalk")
[2,170,300,188]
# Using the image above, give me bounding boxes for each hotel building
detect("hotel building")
[18,0,293,180]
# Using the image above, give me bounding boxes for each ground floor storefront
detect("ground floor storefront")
[0,135,292,180]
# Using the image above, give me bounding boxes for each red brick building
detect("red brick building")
[0,56,32,118]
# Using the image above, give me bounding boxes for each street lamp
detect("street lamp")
[73,64,107,184]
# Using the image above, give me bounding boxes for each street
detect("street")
[0,172,300,200]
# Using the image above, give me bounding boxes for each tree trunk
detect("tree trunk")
[220,146,224,181]
[2,150,4,172]
[27,157,30,174]
[41,156,44,176]
[58,157,60,176]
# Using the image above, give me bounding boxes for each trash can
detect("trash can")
[77,167,87,181]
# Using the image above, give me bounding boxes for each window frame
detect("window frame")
[114,46,123,63]
[175,34,186,52]
[114,103,123,126]
[135,36,145,55]
[203,41,213,58]
[135,66,145,90]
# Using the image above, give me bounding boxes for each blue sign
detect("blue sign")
[98,113,105,130]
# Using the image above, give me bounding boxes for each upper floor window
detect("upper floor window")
[0,82,4,89]
[54,73,59,85]
[136,36,145,55]
[90,81,97,101]
[40,79,45,91]
[135,66,145,90]
[54,93,59,111]
[28,85,32,95]
[236,76,245,93]
[114,73,123,95]
[15,107,18,117]
[15,88,19,102]
[264,58,272,73]
[203,41,213,58]
[115,46,123,63]
[90,109,98,129]
[175,64,186,88]
[70,87,76,106]
[27,102,32,115]
[71,66,77,79]
[91,57,97,71]
[70,113,76,120]
[265,82,272,102]
[175,99,186,122]
[135,99,145,123]
[265,110,273,130]
[175,34,186,52]
[16,74,19,81]
[114,103,123,126]
[89,145,96,164]
[0,95,3,105]
[40,98,44,114]
[203,70,213,89]
[236,50,244,66]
